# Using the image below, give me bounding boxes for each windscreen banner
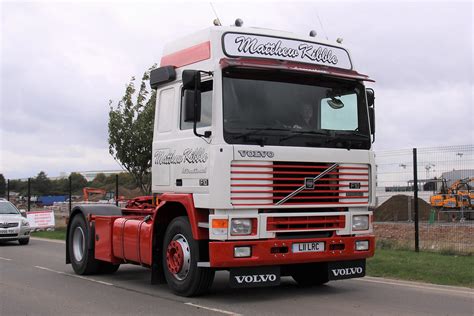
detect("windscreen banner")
[223,32,352,70]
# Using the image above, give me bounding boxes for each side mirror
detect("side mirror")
[20,209,27,218]
[366,88,375,108]
[369,107,375,135]
[366,88,375,136]
[183,90,201,122]
[182,70,200,90]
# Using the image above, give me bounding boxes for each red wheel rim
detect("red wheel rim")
[166,240,184,274]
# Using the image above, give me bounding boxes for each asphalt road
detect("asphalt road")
[1,238,472,316]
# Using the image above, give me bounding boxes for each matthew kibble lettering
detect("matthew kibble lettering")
[233,36,338,65]
[154,148,208,165]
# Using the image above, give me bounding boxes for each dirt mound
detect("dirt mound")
[375,195,432,221]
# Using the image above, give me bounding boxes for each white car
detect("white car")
[0,199,31,245]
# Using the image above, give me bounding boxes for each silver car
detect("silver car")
[0,199,31,245]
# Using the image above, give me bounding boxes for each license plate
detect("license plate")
[0,229,15,234]
[292,242,325,253]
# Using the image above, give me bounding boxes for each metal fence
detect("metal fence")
[3,173,139,229]
[2,145,473,253]
[375,144,474,254]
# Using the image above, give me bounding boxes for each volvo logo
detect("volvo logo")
[234,274,277,284]
[331,267,363,277]
[238,150,274,158]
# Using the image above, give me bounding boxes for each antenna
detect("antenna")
[316,11,329,40]
[210,2,222,26]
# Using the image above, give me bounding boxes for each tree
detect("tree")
[90,173,107,188]
[0,174,5,197]
[33,171,51,195]
[108,65,156,194]
[69,172,88,193]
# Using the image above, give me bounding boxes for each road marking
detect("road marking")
[0,256,12,261]
[34,266,113,286]
[31,237,65,244]
[355,277,473,296]
[184,302,241,315]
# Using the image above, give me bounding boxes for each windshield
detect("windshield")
[223,68,371,149]
[0,202,20,215]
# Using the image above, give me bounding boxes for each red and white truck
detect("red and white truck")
[66,21,376,296]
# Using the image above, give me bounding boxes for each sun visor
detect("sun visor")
[150,66,177,89]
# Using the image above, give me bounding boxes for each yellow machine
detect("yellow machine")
[430,178,473,210]
[429,179,449,208]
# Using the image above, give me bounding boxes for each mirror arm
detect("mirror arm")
[193,71,213,138]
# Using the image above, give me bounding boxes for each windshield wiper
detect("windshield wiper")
[279,129,331,142]
[232,127,290,140]
[333,130,370,139]
[328,130,371,150]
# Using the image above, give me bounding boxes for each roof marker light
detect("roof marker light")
[234,18,243,27]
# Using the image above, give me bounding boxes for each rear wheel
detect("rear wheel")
[291,263,329,286]
[162,216,214,296]
[99,263,120,274]
[68,215,100,275]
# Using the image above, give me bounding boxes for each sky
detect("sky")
[0,0,473,179]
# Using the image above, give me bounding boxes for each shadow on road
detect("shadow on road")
[104,265,352,303]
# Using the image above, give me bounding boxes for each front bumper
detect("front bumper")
[0,226,31,241]
[209,235,375,268]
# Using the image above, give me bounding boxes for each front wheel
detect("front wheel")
[162,217,214,296]
[18,238,30,245]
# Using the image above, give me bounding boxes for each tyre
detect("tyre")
[162,216,214,296]
[291,263,329,286]
[68,215,100,275]
[18,238,30,245]
[99,263,120,274]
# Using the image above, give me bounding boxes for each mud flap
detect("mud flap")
[229,266,280,288]
[328,259,366,280]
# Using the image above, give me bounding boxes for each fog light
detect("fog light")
[355,240,369,251]
[352,215,369,231]
[234,246,251,258]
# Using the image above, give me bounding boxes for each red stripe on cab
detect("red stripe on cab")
[160,41,211,68]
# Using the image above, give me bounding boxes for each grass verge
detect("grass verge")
[31,227,67,240]
[367,248,474,288]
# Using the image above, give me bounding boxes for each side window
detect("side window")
[320,93,358,130]
[157,88,175,133]
[180,80,212,130]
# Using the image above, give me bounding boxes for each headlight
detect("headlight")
[230,219,253,236]
[352,215,369,231]
[21,219,30,226]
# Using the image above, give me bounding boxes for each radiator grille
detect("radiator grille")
[231,161,369,206]
[0,222,19,228]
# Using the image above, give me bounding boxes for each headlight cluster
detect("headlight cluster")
[211,218,256,236]
[352,215,369,231]
[21,219,30,226]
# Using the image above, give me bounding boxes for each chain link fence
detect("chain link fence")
[375,144,474,254]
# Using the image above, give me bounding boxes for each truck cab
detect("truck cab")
[67,22,376,296]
